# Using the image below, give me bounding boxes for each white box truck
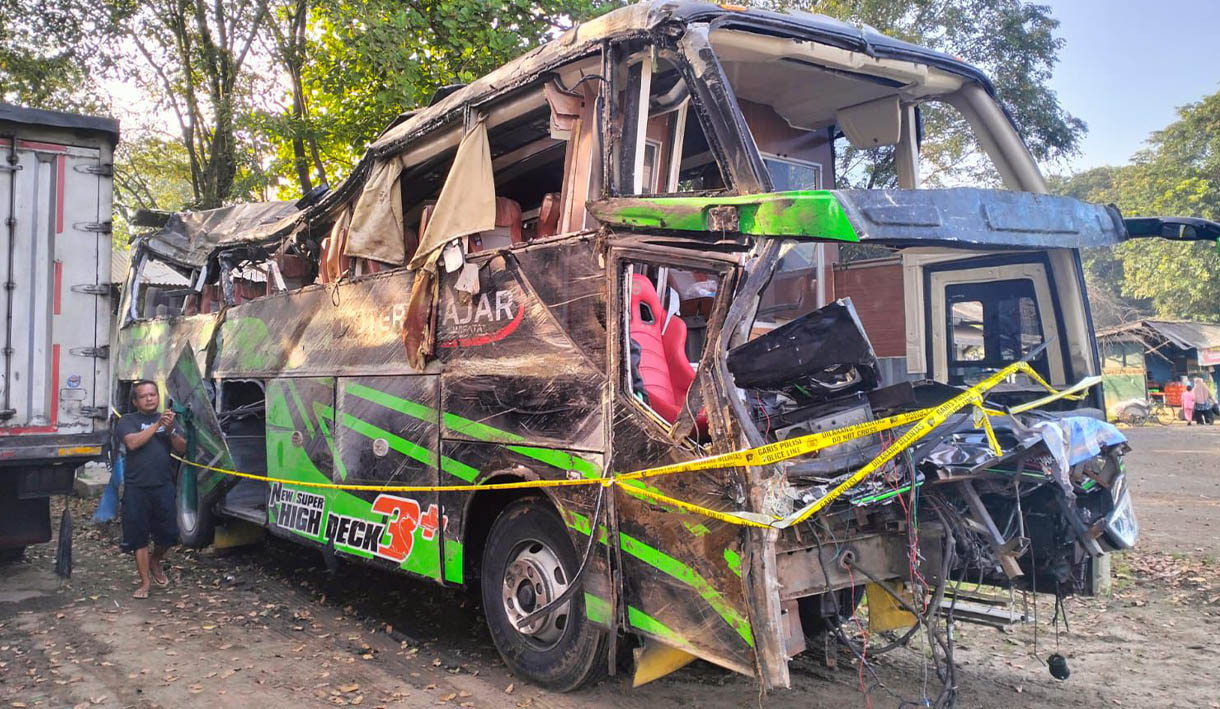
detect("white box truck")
[0,103,117,558]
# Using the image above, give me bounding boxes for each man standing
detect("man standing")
[116,380,186,599]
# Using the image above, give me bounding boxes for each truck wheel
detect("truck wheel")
[481,498,606,691]
[176,471,215,548]
[0,547,25,562]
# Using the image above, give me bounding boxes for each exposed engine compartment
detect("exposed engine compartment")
[728,297,1136,699]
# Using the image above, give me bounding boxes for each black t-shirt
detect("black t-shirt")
[116,412,174,488]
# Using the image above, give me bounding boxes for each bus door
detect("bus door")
[925,257,1067,388]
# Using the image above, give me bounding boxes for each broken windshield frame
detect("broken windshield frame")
[699,25,1047,194]
[666,24,1081,444]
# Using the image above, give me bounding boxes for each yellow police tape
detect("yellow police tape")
[170,361,1097,530]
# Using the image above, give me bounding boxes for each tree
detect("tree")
[258,0,328,196]
[1056,91,1220,323]
[1053,167,1146,328]
[0,0,124,111]
[289,0,615,179]
[767,0,1085,188]
[110,134,196,250]
[117,0,271,209]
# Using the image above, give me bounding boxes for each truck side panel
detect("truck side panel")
[1,144,58,430]
[0,140,109,434]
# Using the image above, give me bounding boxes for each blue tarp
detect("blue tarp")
[90,456,123,524]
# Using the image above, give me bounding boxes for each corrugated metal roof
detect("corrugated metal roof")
[1097,319,1220,351]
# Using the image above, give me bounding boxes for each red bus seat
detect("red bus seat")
[419,197,523,254]
[537,192,562,239]
[629,273,695,423]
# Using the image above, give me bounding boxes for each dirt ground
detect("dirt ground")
[3,424,1220,708]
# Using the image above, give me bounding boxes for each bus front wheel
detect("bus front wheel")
[481,498,606,691]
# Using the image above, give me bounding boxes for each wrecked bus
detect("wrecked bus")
[113,1,1218,698]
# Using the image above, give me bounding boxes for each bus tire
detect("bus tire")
[176,471,215,548]
[481,498,606,691]
[0,546,25,562]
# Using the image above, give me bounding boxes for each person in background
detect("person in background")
[1182,384,1195,425]
[1193,376,1216,425]
[116,381,186,599]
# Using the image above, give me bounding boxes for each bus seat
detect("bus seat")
[200,284,220,313]
[630,273,695,423]
[421,198,523,254]
[537,192,562,239]
[232,278,265,304]
[403,226,419,264]
[419,205,433,241]
[275,252,309,279]
[469,197,523,252]
[318,237,332,284]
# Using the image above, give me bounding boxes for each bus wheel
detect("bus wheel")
[176,471,215,548]
[481,499,606,691]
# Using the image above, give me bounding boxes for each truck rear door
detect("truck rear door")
[0,138,111,434]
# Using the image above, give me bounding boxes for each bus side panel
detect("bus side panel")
[113,315,218,386]
[265,377,335,546]
[211,272,417,380]
[440,374,604,452]
[333,375,442,581]
[438,441,613,626]
[513,239,608,371]
[606,404,756,678]
[265,376,447,582]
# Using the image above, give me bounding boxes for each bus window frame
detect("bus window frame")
[608,243,739,444]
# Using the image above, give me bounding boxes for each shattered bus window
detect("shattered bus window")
[749,241,823,339]
[949,298,985,361]
[614,51,725,196]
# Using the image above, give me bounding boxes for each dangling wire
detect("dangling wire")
[515,480,608,628]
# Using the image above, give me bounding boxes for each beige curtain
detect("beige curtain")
[408,117,496,270]
[345,157,405,263]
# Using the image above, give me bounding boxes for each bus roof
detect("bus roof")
[368,1,994,157]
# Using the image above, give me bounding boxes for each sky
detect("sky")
[1043,0,1220,174]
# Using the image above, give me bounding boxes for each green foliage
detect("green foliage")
[770,0,1084,187]
[1056,91,1220,324]
[112,0,272,209]
[0,0,126,110]
[111,135,196,251]
[5,0,1084,219]
[285,0,616,182]
[1119,240,1220,322]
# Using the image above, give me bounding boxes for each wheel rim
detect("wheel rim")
[500,537,571,649]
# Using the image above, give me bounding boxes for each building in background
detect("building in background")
[1096,320,1220,418]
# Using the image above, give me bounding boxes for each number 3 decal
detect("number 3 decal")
[372,495,420,562]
